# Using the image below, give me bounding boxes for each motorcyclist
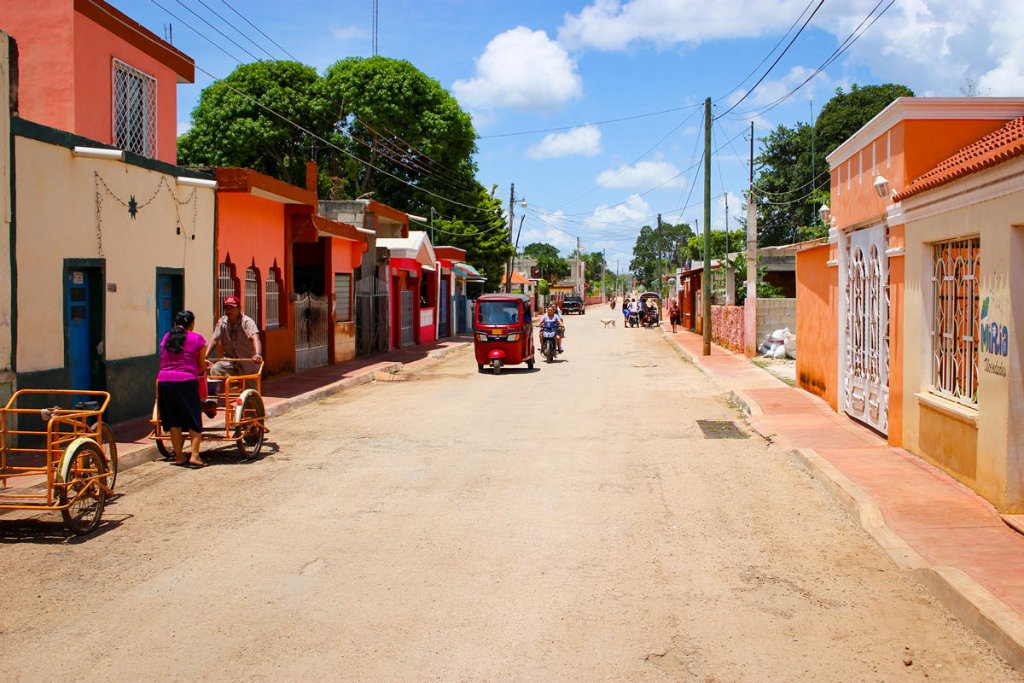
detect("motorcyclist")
[538,304,565,354]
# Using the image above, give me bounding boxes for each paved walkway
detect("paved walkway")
[663,326,1024,672]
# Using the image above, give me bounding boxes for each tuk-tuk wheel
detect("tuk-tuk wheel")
[58,440,108,535]
[526,358,535,369]
[477,364,485,373]
[491,359,502,375]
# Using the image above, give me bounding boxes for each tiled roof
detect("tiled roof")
[501,271,531,285]
[896,115,1024,200]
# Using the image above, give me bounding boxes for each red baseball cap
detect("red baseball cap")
[223,296,240,308]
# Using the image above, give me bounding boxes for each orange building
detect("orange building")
[0,0,193,165]
[797,97,1024,510]
[214,166,367,375]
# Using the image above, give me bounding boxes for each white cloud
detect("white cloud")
[330,24,367,40]
[520,209,577,255]
[453,27,582,111]
[177,120,191,136]
[558,0,809,51]
[526,125,602,160]
[595,160,683,190]
[724,66,837,111]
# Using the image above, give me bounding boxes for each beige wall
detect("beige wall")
[901,159,1024,511]
[14,135,214,372]
[0,32,12,391]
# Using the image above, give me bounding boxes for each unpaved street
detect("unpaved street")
[0,311,1018,681]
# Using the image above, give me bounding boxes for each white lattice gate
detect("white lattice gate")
[400,290,414,347]
[294,293,329,371]
[842,226,889,434]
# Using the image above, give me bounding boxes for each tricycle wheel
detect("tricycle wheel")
[477,364,485,373]
[155,437,173,459]
[99,423,119,492]
[491,359,501,375]
[58,440,107,535]
[234,392,266,459]
[526,358,534,369]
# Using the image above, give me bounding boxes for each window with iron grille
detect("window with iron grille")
[217,262,236,320]
[334,274,352,322]
[931,237,980,407]
[265,268,281,329]
[244,267,260,327]
[112,59,157,157]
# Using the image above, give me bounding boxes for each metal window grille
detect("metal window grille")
[112,59,157,157]
[244,267,260,327]
[931,237,980,407]
[334,273,352,322]
[217,263,236,319]
[265,269,281,329]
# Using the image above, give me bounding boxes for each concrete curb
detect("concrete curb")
[789,446,1024,672]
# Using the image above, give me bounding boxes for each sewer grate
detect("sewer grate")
[696,420,748,439]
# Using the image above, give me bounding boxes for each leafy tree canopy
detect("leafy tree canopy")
[429,186,511,290]
[629,220,694,290]
[178,61,327,187]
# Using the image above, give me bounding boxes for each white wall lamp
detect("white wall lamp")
[818,204,833,226]
[73,146,124,161]
[873,174,895,200]
[176,176,218,189]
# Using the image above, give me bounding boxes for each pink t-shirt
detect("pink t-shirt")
[157,330,206,382]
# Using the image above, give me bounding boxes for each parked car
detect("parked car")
[561,295,585,315]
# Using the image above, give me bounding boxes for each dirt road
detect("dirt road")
[0,310,1018,681]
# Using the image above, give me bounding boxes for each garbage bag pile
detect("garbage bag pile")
[760,328,796,359]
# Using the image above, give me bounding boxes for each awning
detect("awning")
[453,261,486,281]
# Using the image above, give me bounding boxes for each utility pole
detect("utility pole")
[810,96,815,230]
[429,207,435,244]
[601,249,606,300]
[576,236,582,297]
[702,97,712,356]
[505,183,516,293]
[744,120,759,357]
[656,213,663,297]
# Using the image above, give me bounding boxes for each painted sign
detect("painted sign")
[980,273,1009,378]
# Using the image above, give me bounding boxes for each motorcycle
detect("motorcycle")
[540,323,559,362]
[625,308,639,328]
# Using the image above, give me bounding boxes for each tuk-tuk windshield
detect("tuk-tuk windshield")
[478,300,521,325]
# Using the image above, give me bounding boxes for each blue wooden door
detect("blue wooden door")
[66,271,91,391]
[156,273,183,351]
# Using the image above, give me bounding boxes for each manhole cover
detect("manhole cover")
[696,420,748,439]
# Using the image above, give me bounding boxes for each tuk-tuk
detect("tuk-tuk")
[638,292,661,327]
[473,293,535,374]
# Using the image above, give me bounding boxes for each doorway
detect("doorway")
[156,269,184,352]
[64,263,104,392]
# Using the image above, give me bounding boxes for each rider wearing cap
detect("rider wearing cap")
[206,295,263,377]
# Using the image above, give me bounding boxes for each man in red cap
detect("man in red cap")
[206,295,263,379]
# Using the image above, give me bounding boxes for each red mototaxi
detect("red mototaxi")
[473,293,536,374]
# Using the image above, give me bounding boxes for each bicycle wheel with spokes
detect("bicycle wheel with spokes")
[234,392,265,459]
[99,423,119,492]
[58,440,108,535]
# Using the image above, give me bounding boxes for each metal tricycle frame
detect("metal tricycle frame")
[0,389,114,535]
[149,358,267,459]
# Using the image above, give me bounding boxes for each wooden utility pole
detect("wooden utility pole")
[702,97,712,356]
[744,121,759,357]
[505,183,515,293]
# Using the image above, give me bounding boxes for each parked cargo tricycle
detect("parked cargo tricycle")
[0,389,116,535]
[150,359,267,460]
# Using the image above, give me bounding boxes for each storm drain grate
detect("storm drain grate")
[696,420,748,439]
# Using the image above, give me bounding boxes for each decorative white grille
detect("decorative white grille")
[265,269,281,329]
[244,267,260,327]
[931,237,980,406]
[112,59,157,157]
[217,262,236,319]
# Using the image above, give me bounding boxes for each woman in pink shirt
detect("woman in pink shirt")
[157,310,208,467]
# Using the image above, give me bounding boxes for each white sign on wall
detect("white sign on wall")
[420,308,433,327]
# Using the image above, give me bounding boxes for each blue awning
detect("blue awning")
[453,261,486,281]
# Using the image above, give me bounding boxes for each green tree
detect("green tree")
[685,230,733,261]
[629,220,694,289]
[523,242,570,283]
[316,56,479,217]
[178,61,328,187]
[582,251,606,290]
[429,187,511,291]
[754,83,914,246]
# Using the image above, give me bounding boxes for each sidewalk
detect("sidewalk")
[109,337,473,472]
[663,326,1024,672]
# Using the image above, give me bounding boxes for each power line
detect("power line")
[149,0,244,63]
[217,0,298,60]
[714,0,827,120]
[170,0,263,62]
[194,0,276,60]
[479,104,703,139]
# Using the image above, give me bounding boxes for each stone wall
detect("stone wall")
[711,305,744,352]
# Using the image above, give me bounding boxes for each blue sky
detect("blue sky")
[110,0,1024,272]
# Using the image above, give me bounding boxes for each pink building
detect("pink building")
[0,0,193,164]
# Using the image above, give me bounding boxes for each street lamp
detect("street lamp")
[818,204,831,225]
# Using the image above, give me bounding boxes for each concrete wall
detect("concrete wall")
[756,298,796,347]
[795,244,839,409]
[901,158,1024,511]
[13,125,214,421]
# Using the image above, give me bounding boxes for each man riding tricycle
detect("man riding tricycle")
[473,294,536,374]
